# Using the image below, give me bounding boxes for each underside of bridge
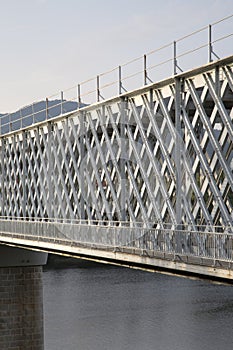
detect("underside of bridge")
[0,56,232,229]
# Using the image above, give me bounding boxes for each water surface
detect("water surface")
[43,259,233,350]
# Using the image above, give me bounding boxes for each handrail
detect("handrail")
[0,216,231,233]
[0,14,233,135]
[0,218,232,263]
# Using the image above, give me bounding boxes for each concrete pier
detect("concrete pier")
[0,245,47,350]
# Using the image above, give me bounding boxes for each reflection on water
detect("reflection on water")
[43,258,233,350]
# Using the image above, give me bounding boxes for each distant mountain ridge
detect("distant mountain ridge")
[0,99,86,133]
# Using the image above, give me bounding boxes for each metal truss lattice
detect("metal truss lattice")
[0,60,232,230]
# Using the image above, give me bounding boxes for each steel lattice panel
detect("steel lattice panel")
[0,61,232,229]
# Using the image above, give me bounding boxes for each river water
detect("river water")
[43,257,233,350]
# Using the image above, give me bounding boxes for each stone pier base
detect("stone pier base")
[0,245,47,350]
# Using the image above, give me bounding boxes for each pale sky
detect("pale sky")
[1,0,233,112]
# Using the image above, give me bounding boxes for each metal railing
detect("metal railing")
[0,218,232,263]
[1,14,233,135]
[0,216,231,233]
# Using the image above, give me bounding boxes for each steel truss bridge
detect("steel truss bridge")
[1,55,233,226]
[0,54,233,280]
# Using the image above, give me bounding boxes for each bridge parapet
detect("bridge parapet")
[0,218,232,265]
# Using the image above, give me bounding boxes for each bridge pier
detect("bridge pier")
[0,245,47,350]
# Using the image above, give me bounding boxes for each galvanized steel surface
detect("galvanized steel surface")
[0,219,232,264]
[0,57,232,228]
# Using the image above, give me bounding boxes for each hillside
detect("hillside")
[0,100,85,133]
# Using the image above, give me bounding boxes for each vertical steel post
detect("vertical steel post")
[47,122,53,218]
[173,41,177,75]
[1,138,5,216]
[80,111,85,220]
[175,77,182,227]
[120,97,127,222]
[32,103,35,124]
[118,66,122,95]
[213,233,216,265]
[208,24,212,63]
[22,131,27,218]
[144,54,147,85]
[97,75,100,102]
[9,113,12,132]
[20,109,23,129]
[46,98,49,120]
[61,91,64,115]
[215,65,220,97]
[77,84,81,109]
[149,88,153,111]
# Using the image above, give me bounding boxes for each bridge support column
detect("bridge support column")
[0,245,47,350]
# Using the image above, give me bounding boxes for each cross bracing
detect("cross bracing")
[0,57,232,230]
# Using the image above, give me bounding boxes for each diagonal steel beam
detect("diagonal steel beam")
[203,72,233,143]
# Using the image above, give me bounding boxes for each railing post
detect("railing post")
[60,91,64,115]
[231,235,233,261]
[144,54,147,85]
[32,103,35,124]
[77,84,82,109]
[97,75,100,102]
[213,233,216,265]
[118,66,122,95]
[173,41,177,75]
[208,24,212,63]
[20,109,23,129]
[173,229,176,260]
[9,113,12,132]
[46,98,49,120]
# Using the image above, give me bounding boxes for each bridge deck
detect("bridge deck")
[0,219,232,280]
